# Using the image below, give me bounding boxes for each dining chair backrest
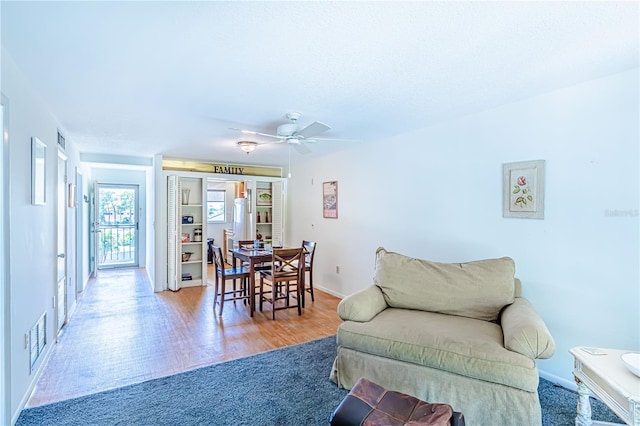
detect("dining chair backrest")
[212,245,225,279]
[302,240,316,267]
[271,247,305,279]
[239,240,261,249]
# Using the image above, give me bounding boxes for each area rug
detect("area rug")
[16,336,622,425]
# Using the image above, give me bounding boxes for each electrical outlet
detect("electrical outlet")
[336,266,340,274]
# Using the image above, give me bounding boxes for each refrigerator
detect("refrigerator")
[232,197,253,245]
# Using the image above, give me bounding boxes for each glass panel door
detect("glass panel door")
[96,184,139,268]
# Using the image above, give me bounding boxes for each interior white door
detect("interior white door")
[0,99,7,425]
[75,169,84,292]
[56,150,68,333]
[271,181,284,247]
[167,175,179,291]
[91,181,98,277]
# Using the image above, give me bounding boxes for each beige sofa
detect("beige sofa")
[330,247,555,425]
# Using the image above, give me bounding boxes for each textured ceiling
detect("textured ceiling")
[1,1,638,167]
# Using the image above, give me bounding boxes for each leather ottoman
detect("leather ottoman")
[330,378,465,426]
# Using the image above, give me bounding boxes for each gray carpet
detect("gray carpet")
[17,336,622,425]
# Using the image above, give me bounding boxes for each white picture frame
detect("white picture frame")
[31,137,46,205]
[502,160,545,219]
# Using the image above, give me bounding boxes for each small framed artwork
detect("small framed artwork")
[31,137,47,205]
[323,181,338,219]
[502,160,545,219]
[256,189,272,206]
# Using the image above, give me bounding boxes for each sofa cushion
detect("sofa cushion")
[373,248,515,322]
[337,308,538,392]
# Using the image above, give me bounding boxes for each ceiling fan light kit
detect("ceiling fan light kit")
[237,140,257,154]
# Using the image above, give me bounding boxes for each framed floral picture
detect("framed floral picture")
[323,181,338,218]
[502,160,545,219]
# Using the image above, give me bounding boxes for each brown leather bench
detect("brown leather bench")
[330,378,465,426]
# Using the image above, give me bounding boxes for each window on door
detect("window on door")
[207,190,225,223]
[97,184,139,268]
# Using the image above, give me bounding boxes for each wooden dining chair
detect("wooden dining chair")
[238,239,260,249]
[212,245,250,315]
[238,240,271,271]
[301,240,317,307]
[258,247,305,319]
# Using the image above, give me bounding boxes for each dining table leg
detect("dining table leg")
[249,260,256,317]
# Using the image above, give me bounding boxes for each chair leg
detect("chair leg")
[296,281,302,316]
[213,277,220,312]
[285,281,290,307]
[308,269,315,302]
[232,279,238,304]
[272,281,276,320]
[218,280,226,316]
[259,275,264,312]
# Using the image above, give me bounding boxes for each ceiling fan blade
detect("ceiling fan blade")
[229,127,281,139]
[292,142,312,155]
[309,136,360,142]
[295,121,330,139]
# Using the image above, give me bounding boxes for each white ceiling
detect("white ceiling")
[2,1,638,167]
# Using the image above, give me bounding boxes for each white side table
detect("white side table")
[570,346,640,426]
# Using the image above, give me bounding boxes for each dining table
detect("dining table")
[231,247,273,317]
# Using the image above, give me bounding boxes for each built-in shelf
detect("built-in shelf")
[169,175,207,291]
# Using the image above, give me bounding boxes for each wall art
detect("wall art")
[323,181,338,219]
[502,160,545,219]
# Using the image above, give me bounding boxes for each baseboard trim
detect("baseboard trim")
[539,369,577,391]
[12,341,56,424]
[315,285,344,299]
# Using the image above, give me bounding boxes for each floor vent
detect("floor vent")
[30,313,47,373]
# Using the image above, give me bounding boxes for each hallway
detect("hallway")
[26,268,342,407]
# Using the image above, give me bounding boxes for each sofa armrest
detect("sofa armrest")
[337,285,388,322]
[501,297,555,359]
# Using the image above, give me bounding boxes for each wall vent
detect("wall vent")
[57,130,65,150]
[29,313,47,373]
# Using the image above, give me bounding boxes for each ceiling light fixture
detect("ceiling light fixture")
[237,141,257,154]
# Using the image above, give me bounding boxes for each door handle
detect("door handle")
[57,253,65,258]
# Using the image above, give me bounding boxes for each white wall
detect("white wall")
[287,68,639,386]
[2,49,84,422]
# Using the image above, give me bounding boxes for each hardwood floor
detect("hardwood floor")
[26,266,342,408]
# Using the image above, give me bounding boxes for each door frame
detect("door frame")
[56,149,68,334]
[95,183,140,269]
[1,94,10,426]
[75,169,84,293]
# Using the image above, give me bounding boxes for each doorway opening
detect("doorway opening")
[96,184,139,269]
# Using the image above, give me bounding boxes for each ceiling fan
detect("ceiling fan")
[230,112,352,154]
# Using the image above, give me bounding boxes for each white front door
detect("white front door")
[0,97,8,426]
[56,150,68,333]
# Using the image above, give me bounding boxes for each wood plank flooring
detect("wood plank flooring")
[26,266,342,408]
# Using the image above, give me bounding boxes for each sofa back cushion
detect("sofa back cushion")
[373,247,515,322]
